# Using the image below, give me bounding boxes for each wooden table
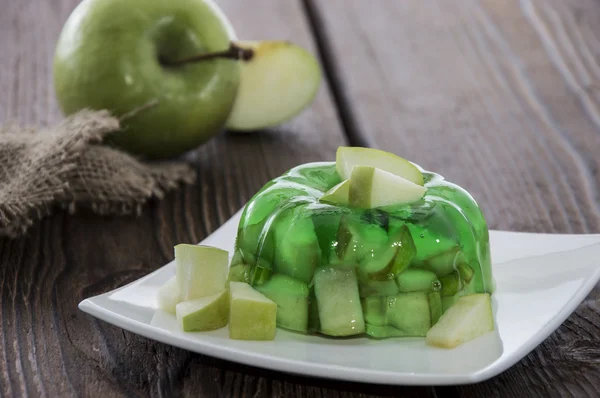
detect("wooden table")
[2,0,599,396]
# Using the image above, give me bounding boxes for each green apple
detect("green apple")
[53,0,240,159]
[175,244,228,301]
[176,290,229,332]
[157,276,181,314]
[228,281,277,340]
[319,179,349,206]
[225,41,321,131]
[425,293,494,348]
[349,166,427,208]
[336,147,424,185]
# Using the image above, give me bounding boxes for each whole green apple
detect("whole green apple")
[53,0,240,159]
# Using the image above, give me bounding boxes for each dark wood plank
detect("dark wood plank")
[310,0,600,396]
[0,0,435,397]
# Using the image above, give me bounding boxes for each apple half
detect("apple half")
[226,41,322,131]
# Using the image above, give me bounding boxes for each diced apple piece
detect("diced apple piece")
[272,207,320,284]
[358,278,399,297]
[336,146,424,185]
[426,293,494,348]
[226,40,321,131]
[157,276,181,314]
[362,292,431,337]
[349,166,426,209]
[314,266,365,336]
[396,269,439,293]
[255,274,309,332]
[176,290,229,332]
[319,179,349,206]
[175,244,228,301]
[228,281,277,340]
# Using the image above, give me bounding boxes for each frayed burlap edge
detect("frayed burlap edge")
[0,110,196,237]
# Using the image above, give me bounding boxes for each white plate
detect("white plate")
[79,209,600,385]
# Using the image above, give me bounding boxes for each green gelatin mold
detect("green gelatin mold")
[232,148,494,339]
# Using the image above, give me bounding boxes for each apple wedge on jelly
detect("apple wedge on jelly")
[336,146,424,185]
[319,179,349,206]
[349,165,426,208]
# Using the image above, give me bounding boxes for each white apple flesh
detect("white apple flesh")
[226,41,321,131]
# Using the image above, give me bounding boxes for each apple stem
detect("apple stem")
[162,43,253,67]
[119,99,160,122]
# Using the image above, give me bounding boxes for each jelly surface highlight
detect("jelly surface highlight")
[230,162,494,338]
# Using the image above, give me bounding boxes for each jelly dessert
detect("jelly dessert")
[228,147,495,339]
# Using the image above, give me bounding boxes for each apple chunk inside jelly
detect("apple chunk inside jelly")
[233,162,493,338]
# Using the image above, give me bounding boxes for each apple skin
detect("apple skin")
[53,0,239,159]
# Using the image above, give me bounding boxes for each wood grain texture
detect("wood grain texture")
[0,0,435,397]
[310,0,600,396]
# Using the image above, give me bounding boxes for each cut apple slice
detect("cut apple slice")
[226,40,321,131]
[176,290,229,332]
[175,244,228,301]
[349,166,426,208]
[319,179,349,206]
[157,276,181,314]
[336,146,424,185]
[425,293,494,348]
[228,281,277,340]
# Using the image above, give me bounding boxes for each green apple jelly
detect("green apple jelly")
[229,161,494,338]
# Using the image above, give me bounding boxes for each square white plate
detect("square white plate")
[79,209,600,385]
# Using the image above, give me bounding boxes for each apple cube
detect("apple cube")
[228,281,277,341]
[175,244,228,301]
[176,290,229,332]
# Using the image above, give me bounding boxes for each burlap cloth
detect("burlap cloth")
[0,110,196,237]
